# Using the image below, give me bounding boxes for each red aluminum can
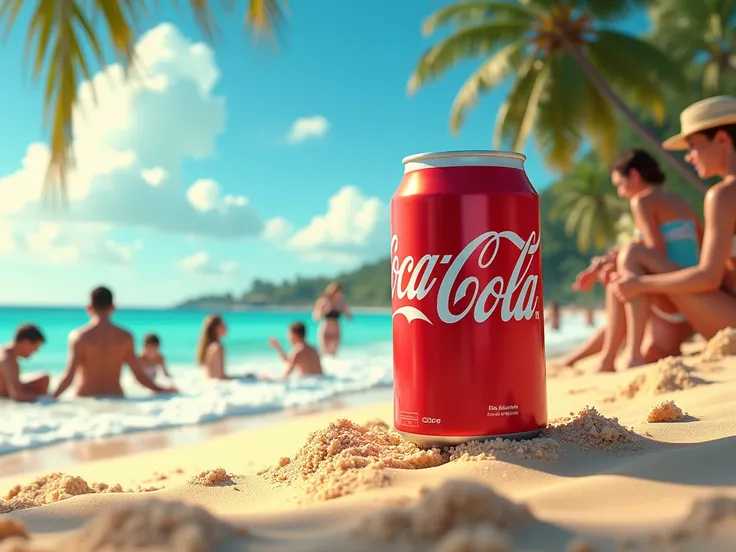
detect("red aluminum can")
[391,150,547,447]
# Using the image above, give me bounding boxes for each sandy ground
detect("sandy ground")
[1,329,736,551]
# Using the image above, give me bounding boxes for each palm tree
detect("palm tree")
[408,0,707,193]
[549,154,626,252]
[649,0,736,96]
[0,0,286,200]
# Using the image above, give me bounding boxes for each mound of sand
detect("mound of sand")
[355,479,531,551]
[545,406,643,451]
[607,357,705,402]
[187,468,231,487]
[0,474,125,514]
[0,518,28,542]
[259,418,568,502]
[646,401,687,423]
[0,472,164,515]
[621,496,736,549]
[445,436,561,462]
[259,419,445,501]
[0,499,245,552]
[700,327,736,362]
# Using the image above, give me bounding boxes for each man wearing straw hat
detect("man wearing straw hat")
[610,96,736,354]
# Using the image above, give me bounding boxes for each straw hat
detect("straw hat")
[663,96,736,151]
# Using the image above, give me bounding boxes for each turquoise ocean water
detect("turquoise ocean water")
[0,306,598,455]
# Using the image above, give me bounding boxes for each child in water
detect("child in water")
[138,333,172,383]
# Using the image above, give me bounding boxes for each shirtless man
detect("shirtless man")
[266,321,323,380]
[52,286,178,398]
[0,324,50,402]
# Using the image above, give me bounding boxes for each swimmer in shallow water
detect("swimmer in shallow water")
[196,314,256,381]
[0,324,50,403]
[138,333,172,383]
[53,286,177,398]
[265,321,323,381]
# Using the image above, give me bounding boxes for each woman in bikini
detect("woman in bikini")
[611,96,736,349]
[564,149,702,372]
[312,282,352,356]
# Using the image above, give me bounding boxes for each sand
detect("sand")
[2,331,736,551]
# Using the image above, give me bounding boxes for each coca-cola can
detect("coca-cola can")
[391,150,547,447]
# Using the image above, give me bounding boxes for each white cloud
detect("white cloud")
[0,221,15,254]
[286,116,330,144]
[287,186,389,263]
[178,251,238,277]
[0,23,263,240]
[141,167,167,187]
[261,217,293,241]
[0,222,141,265]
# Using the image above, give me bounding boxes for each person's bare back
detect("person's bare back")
[290,343,323,376]
[64,323,132,397]
[53,287,177,398]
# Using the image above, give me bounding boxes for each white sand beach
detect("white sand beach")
[1,329,736,551]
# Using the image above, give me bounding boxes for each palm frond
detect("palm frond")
[581,79,619,162]
[549,157,626,252]
[533,52,586,170]
[408,21,529,94]
[585,30,685,123]
[422,1,534,36]
[449,41,526,133]
[246,0,287,39]
[492,54,548,151]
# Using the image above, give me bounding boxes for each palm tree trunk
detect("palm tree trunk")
[560,37,708,194]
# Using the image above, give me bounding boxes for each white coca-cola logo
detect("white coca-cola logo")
[391,231,540,325]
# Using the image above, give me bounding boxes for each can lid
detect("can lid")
[402,150,526,172]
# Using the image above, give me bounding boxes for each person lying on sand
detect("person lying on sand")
[265,322,323,381]
[53,287,178,398]
[0,324,50,402]
[138,333,172,383]
[611,96,736,346]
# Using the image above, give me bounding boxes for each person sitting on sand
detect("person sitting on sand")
[53,287,178,398]
[138,333,172,383]
[560,149,701,372]
[266,322,323,380]
[611,96,736,346]
[0,324,50,402]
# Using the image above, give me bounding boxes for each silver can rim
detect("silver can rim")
[402,149,526,166]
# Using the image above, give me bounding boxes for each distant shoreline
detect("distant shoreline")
[171,304,392,314]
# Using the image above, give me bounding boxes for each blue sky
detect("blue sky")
[0,1,647,307]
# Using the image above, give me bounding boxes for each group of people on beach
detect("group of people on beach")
[0,281,352,403]
[558,95,736,373]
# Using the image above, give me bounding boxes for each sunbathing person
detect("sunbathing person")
[611,96,736,346]
[53,287,178,398]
